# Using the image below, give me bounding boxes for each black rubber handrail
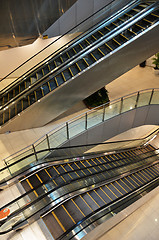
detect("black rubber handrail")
[1,150,158,235]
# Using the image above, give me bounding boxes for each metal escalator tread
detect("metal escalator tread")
[45,164,158,239]
[54,205,76,229]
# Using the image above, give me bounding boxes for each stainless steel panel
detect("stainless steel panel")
[0,0,77,50]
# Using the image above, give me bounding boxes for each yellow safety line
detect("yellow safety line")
[26,179,38,197]
[100,187,112,201]
[106,185,118,198]
[48,82,51,92]
[61,165,73,180]
[128,28,137,35]
[81,161,92,173]
[133,172,145,183]
[87,192,100,207]
[74,162,80,169]
[68,163,80,177]
[98,30,104,36]
[28,96,30,106]
[71,199,85,217]
[147,167,158,176]
[41,87,44,97]
[60,56,64,63]
[54,60,57,67]
[112,22,118,26]
[54,77,59,87]
[90,53,97,61]
[111,183,123,195]
[62,205,76,224]
[125,13,132,17]
[124,177,136,188]
[48,64,51,71]
[45,169,57,186]
[79,195,93,211]
[95,164,103,172]
[120,33,129,40]
[85,39,90,45]
[98,48,105,56]
[53,166,66,182]
[93,190,107,204]
[138,171,151,181]
[36,174,48,191]
[105,26,111,31]
[42,69,44,76]
[86,160,91,166]
[83,58,89,66]
[51,211,66,232]
[72,48,77,54]
[109,156,117,167]
[75,63,81,72]
[120,178,132,191]
[79,43,83,49]
[34,91,37,101]
[68,67,74,77]
[96,157,103,164]
[92,159,98,165]
[135,23,145,30]
[143,169,154,179]
[92,34,97,40]
[128,175,140,186]
[61,72,66,82]
[151,13,159,18]
[116,181,128,193]
[13,89,15,97]
[105,43,113,51]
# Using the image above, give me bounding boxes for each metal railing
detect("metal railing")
[0,88,159,184]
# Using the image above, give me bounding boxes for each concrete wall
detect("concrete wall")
[44,0,131,37]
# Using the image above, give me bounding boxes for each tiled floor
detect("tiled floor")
[99,190,159,240]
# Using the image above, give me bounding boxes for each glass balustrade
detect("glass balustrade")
[0,88,159,184]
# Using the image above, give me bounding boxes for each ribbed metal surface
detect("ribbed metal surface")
[0,0,77,50]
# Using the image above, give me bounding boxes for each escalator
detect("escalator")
[0,144,159,235]
[0,1,159,130]
[45,162,159,240]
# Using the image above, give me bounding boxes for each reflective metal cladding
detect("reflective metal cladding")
[0,0,77,50]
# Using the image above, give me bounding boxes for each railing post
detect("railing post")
[149,89,154,105]
[135,91,140,108]
[85,113,87,130]
[102,105,105,122]
[32,144,38,161]
[119,97,123,114]
[46,134,50,150]
[66,122,69,140]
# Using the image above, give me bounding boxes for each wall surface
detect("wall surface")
[44,0,131,37]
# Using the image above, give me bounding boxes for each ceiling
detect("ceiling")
[0,0,77,50]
